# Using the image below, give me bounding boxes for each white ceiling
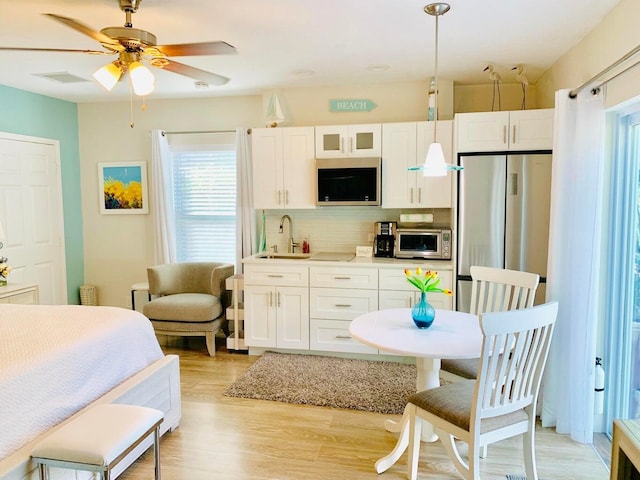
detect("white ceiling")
[0,0,621,103]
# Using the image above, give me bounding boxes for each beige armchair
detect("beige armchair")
[143,262,234,357]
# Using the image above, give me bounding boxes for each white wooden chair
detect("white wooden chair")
[441,265,540,383]
[406,301,558,480]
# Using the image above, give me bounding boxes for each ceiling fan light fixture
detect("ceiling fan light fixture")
[129,61,155,96]
[93,62,122,91]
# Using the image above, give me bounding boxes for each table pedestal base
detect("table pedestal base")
[375,357,440,473]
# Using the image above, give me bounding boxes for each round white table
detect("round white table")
[349,308,481,473]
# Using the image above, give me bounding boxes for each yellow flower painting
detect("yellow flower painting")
[99,162,148,214]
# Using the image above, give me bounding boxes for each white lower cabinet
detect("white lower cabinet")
[309,266,379,354]
[379,269,453,310]
[310,319,377,354]
[244,265,309,350]
[243,261,455,355]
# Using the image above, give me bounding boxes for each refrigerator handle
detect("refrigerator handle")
[509,173,518,195]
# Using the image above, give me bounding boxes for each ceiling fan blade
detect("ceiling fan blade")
[44,13,123,51]
[159,60,230,86]
[153,41,236,57]
[0,46,112,55]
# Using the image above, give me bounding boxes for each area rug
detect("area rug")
[223,351,417,414]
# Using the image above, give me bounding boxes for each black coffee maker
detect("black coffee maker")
[374,221,397,258]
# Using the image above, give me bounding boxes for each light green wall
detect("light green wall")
[0,85,83,304]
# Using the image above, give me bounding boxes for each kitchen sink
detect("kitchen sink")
[255,253,311,260]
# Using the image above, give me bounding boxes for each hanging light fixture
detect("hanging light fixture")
[129,61,155,96]
[92,62,122,91]
[92,52,155,96]
[410,3,462,177]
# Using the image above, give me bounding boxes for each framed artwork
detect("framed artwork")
[98,162,149,214]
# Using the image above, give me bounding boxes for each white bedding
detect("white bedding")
[0,304,164,459]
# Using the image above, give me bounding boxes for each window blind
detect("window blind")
[171,146,236,263]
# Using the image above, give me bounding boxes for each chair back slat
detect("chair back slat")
[472,302,557,422]
[469,266,540,316]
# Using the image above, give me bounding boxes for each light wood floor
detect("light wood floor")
[119,339,611,480]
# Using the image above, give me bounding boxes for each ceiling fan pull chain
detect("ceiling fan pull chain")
[129,82,135,128]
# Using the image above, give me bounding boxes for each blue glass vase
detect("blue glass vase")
[412,292,435,329]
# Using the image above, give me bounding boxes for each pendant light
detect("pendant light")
[409,3,462,177]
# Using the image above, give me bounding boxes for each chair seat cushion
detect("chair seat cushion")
[441,358,479,379]
[408,380,528,434]
[143,293,222,322]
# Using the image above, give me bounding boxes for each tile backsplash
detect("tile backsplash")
[259,207,451,255]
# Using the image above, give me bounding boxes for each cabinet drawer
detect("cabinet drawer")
[310,266,378,289]
[244,265,308,286]
[8,291,37,304]
[310,288,378,320]
[310,319,378,354]
[379,268,452,290]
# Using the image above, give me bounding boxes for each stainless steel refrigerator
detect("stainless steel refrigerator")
[456,152,552,311]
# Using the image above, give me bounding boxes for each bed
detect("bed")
[0,304,182,480]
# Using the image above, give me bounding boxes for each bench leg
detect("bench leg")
[154,425,161,480]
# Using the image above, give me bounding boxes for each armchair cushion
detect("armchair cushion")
[143,293,222,323]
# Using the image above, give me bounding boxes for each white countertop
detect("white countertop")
[242,251,453,270]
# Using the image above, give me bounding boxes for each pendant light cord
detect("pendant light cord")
[433,11,439,143]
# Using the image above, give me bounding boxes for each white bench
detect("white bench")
[32,404,163,480]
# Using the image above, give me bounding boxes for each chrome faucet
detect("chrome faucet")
[279,214,299,253]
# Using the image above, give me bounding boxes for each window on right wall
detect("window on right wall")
[603,108,640,435]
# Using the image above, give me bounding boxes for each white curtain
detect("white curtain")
[236,127,256,273]
[150,130,176,265]
[541,89,605,443]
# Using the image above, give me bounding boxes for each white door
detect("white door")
[252,128,283,209]
[0,133,66,304]
[244,285,277,347]
[276,286,309,350]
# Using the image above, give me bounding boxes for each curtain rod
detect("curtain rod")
[569,43,640,98]
[161,129,251,136]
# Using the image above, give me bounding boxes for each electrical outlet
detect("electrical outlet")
[368,233,375,243]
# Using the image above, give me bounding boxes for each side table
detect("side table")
[131,282,150,312]
[611,419,640,479]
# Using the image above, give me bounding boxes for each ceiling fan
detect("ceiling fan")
[0,0,236,94]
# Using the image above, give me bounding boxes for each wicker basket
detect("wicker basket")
[79,284,98,306]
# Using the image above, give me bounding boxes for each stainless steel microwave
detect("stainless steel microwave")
[394,228,452,260]
[315,157,381,206]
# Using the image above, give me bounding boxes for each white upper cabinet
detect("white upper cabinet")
[382,120,453,209]
[455,109,554,152]
[315,124,382,158]
[252,127,316,209]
